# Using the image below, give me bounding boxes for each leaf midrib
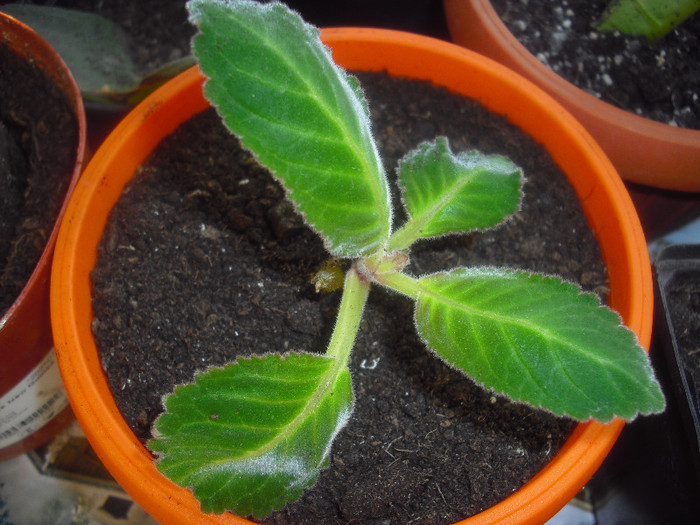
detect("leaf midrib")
[418,275,637,394]
[408,167,480,232]
[210,357,344,467]
[212,13,389,239]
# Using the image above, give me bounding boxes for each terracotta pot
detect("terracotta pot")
[0,13,86,460]
[443,0,700,192]
[51,28,652,524]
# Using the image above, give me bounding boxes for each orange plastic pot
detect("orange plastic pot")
[0,13,86,460]
[443,0,700,192]
[51,28,652,524]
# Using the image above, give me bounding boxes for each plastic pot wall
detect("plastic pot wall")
[443,0,700,192]
[51,28,652,524]
[654,245,700,470]
[0,13,86,460]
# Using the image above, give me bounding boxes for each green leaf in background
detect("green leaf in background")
[414,268,666,422]
[0,4,141,101]
[187,0,391,257]
[149,352,353,517]
[597,0,700,40]
[0,4,195,104]
[387,138,522,252]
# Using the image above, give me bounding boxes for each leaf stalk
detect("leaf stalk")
[372,269,421,301]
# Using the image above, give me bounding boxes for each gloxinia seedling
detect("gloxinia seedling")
[148,0,666,518]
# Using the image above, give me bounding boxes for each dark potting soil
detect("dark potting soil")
[90,72,612,524]
[0,42,79,316]
[490,0,700,129]
[667,272,700,406]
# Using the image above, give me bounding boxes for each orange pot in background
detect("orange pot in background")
[0,13,86,460]
[51,28,652,524]
[443,0,700,192]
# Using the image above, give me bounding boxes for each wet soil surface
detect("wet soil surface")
[90,72,610,524]
[0,42,78,316]
[491,0,700,129]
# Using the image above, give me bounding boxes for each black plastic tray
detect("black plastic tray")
[654,243,700,471]
[592,244,700,523]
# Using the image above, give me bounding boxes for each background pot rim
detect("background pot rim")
[443,0,700,192]
[0,12,86,459]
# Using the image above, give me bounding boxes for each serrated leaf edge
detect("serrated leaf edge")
[150,351,354,461]
[411,266,665,422]
[188,0,391,257]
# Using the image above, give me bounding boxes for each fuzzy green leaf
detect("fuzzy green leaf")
[149,352,353,517]
[414,268,666,422]
[387,138,522,251]
[187,0,391,256]
[597,0,700,40]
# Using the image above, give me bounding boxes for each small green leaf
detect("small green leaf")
[387,138,522,251]
[149,352,353,517]
[414,268,665,422]
[187,0,391,256]
[597,0,700,40]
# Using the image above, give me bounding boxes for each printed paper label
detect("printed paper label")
[0,350,70,448]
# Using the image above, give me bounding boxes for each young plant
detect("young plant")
[148,0,666,518]
[598,0,700,40]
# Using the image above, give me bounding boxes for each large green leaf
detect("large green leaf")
[149,352,353,517]
[187,0,391,256]
[388,138,522,251]
[414,267,665,422]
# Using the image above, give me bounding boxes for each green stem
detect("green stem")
[325,266,371,363]
[386,220,421,253]
[373,270,422,301]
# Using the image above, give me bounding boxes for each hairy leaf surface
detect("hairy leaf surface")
[188,0,391,256]
[414,268,665,422]
[388,138,522,251]
[149,352,353,517]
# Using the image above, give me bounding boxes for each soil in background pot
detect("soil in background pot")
[490,0,700,130]
[90,72,610,524]
[0,42,79,315]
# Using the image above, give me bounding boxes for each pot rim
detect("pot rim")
[0,13,87,329]
[51,27,650,525]
[443,0,700,192]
